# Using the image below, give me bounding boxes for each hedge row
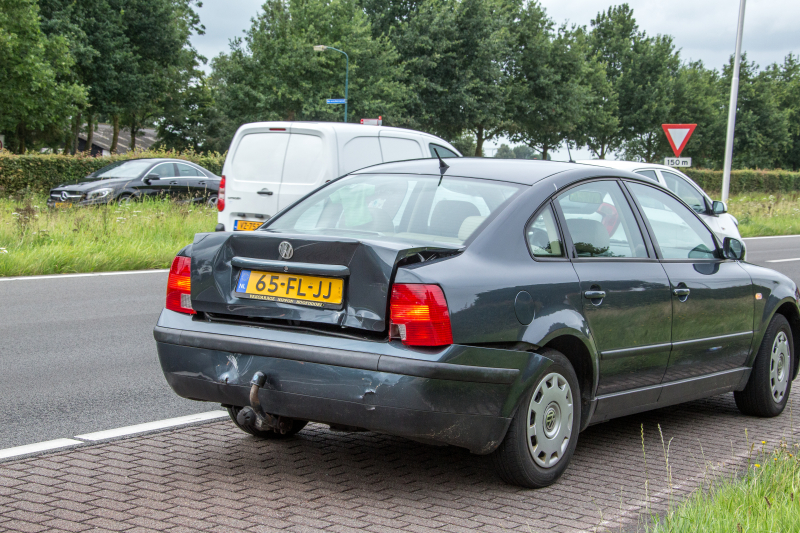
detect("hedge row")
[2,149,799,196]
[684,169,800,196]
[0,149,226,194]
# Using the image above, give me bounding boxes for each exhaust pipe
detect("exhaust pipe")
[236,372,292,434]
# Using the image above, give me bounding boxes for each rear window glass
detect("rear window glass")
[266,174,522,246]
[94,160,154,179]
[232,133,289,183]
[429,144,459,158]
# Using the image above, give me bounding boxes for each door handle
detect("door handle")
[584,290,606,299]
[257,188,274,196]
[169,181,178,185]
[673,288,691,297]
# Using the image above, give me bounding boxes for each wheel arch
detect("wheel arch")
[773,301,800,381]
[543,334,595,430]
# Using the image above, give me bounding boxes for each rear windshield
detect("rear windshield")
[266,174,523,245]
[93,160,154,179]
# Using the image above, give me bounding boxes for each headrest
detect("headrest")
[566,218,610,256]
[430,200,481,237]
[458,216,487,241]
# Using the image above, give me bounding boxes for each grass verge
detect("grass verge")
[729,193,800,237]
[0,193,216,277]
[645,440,800,532]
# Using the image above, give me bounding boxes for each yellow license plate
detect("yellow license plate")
[235,269,344,307]
[54,202,73,208]
[233,220,262,231]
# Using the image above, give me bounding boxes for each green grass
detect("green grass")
[0,193,216,276]
[728,193,800,237]
[645,441,800,533]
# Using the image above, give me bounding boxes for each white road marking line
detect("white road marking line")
[767,258,800,263]
[0,269,168,282]
[75,411,228,441]
[743,234,800,240]
[0,439,82,460]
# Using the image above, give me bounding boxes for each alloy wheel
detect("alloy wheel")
[527,372,573,468]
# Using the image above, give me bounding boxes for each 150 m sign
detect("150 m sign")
[662,124,696,167]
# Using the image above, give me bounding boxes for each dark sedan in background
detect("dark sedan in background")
[153,158,798,488]
[47,158,220,207]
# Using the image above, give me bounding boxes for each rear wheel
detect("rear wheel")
[492,349,580,488]
[206,195,218,208]
[735,314,793,417]
[226,406,308,438]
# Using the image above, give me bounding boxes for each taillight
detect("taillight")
[390,284,452,346]
[217,175,225,212]
[166,256,196,315]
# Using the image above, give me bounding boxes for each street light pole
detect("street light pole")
[313,45,349,123]
[721,0,746,203]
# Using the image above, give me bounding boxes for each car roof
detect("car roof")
[351,158,590,185]
[576,159,681,173]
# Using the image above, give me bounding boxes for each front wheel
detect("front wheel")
[492,349,581,488]
[735,314,794,417]
[226,406,308,438]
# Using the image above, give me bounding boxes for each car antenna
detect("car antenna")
[433,147,449,186]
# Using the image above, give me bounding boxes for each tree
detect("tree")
[494,144,515,158]
[507,2,601,160]
[766,54,800,170]
[158,75,230,152]
[394,0,512,155]
[211,0,409,140]
[0,0,86,152]
[722,55,790,169]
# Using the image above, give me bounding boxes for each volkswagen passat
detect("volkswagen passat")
[154,158,798,488]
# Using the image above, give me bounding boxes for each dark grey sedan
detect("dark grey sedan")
[154,158,798,488]
[47,158,220,207]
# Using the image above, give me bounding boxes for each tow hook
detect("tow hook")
[236,372,292,434]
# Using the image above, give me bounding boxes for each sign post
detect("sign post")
[662,124,696,168]
[0,134,4,151]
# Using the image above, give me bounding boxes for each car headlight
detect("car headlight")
[86,188,113,200]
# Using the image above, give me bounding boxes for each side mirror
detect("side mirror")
[143,174,160,185]
[712,200,727,215]
[723,237,745,261]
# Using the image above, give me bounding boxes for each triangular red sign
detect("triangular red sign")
[662,124,697,157]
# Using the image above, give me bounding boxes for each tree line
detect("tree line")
[1,0,798,170]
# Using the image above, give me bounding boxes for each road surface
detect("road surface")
[0,235,798,449]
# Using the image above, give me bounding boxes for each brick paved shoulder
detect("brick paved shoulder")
[1,392,798,533]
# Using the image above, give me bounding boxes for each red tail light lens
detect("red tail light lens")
[217,175,225,212]
[390,284,452,346]
[166,256,196,315]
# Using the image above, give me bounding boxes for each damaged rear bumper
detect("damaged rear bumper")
[154,310,553,454]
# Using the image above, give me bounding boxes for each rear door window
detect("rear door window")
[380,137,423,162]
[429,144,459,158]
[556,181,647,258]
[627,182,716,259]
[634,170,659,182]
[282,134,325,185]
[526,204,563,258]
[661,171,707,213]
[341,137,382,174]
[232,133,289,183]
[175,163,202,177]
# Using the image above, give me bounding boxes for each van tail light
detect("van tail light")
[217,175,225,212]
[166,256,196,315]
[390,284,452,346]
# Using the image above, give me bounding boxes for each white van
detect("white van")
[216,122,461,231]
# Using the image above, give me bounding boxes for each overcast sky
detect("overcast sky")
[189,0,798,157]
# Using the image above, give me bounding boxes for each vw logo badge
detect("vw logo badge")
[278,241,293,260]
[61,191,68,201]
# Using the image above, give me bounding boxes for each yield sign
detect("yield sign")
[662,124,697,157]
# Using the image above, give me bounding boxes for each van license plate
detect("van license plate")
[233,220,262,231]
[236,269,344,307]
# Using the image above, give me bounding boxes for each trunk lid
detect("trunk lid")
[189,231,460,333]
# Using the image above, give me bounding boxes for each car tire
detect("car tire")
[116,194,134,205]
[226,406,308,438]
[735,314,794,417]
[492,349,581,488]
[206,195,218,208]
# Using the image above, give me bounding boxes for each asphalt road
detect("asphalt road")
[0,272,218,449]
[1,235,799,450]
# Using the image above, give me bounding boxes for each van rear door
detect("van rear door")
[277,125,333,210]
[228,130,288,220]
